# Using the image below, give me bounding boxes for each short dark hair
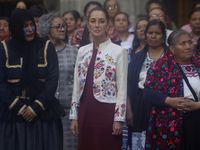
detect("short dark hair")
[62,10,81,23]
[83,1,102,15]
[145,0,165,13]
[144,19,166,43]
[113,12,129,24]
[0,17,9,24]
[29,4,48,18]
[88,7,109,23]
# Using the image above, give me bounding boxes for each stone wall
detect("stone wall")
[44,0,148,26]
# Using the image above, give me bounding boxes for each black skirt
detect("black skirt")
[0,119,63,150]
[128,88,152,149]
[181,109,200,150]
[131,88,151,132]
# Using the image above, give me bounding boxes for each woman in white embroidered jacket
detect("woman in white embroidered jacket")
[70,7,128,150]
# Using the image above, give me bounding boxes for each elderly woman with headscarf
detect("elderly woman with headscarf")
[38,12,78,150]
[144,29,200,149]
[0,9,65,150]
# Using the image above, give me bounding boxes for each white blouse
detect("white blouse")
[138,52,164,89]
[180,63,200,100]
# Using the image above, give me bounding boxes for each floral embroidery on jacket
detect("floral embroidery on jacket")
[78,50,93,77]
[93,81,101,96]
[69,102,79,119]
[94,57,105,79]
[80,50,93,61]
[106,66,116,81]
[70,39,128,122]
[100,79,117,99]
[105,54,116,81]
[80,79,85,91]
[105,54,116,66]
[115,104,126,118]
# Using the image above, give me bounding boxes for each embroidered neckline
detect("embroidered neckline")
[180,64,198,77]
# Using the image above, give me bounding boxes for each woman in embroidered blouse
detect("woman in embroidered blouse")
[113,12,134,62]
[38,12,78,150]
[126,20,168,149]
[144,29,200,149]
[70,7,128,150]
[0,9,65,150]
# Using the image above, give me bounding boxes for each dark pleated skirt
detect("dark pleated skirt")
[0,119,63,150]
[181,109,200,150]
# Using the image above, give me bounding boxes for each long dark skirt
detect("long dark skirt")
[78,94,122,150]
[0,119,63,150]
[181,109,200,150]
[128,89,151,150]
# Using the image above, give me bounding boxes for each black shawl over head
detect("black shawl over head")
[9,8,40,101]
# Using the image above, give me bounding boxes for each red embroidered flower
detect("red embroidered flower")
[185,66,191,71]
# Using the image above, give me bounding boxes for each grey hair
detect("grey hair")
[38,12,66,38]
[168,29,191,47]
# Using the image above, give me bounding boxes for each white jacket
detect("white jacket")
[69,39,128,122]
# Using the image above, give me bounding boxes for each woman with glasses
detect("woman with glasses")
[148,7,172,45]
[104,0,120,28]
[104,0,134,32]
[0,9,65,150]
[145,0,177,31]
[38,12,78,150]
